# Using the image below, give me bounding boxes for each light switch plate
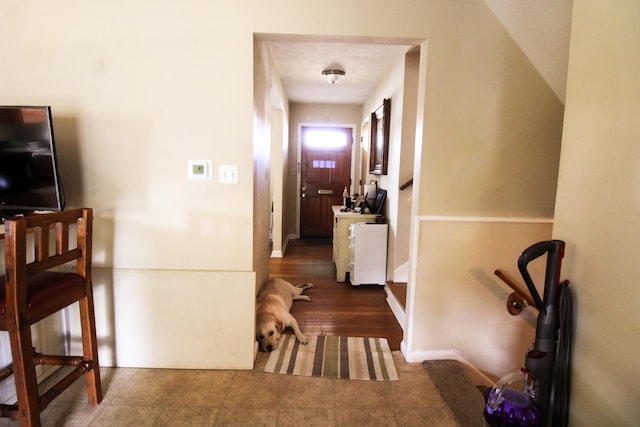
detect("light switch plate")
[188,160,212,180]
[219,165,238,184]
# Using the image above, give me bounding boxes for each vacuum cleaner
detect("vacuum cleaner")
[484,240,574,427]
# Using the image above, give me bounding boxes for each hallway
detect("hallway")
[269,238,403,351]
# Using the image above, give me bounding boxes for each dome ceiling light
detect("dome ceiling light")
[322,69,345,84]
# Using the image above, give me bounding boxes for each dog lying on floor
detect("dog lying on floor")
[256,278,313,352]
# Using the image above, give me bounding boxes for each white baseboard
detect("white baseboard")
[272,234,297,257]
[384,285,405,330]
[400,343,493,386]
[392,262,409,283]
[283,234,296,254]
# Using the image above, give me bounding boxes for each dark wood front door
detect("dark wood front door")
[300,126,352,237]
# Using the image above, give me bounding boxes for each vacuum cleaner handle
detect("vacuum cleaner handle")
[517,241,556,312]
[519,240,565,351]
[518,240,566,312]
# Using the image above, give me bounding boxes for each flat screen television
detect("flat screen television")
[0,106,64,219]
[364,187,386,216]
[372,188,387,215]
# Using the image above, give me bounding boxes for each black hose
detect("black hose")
[552,282,574,427]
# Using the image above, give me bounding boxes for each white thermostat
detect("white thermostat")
[188,160,212,180]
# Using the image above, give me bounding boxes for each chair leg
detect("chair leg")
[8,323,42,427]
[79,293,103,406]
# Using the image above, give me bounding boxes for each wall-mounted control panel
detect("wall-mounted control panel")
[187,160,238,184]
[188,160,212,180]
[219,165,238,184]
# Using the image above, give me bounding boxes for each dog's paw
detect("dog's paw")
[304,283,314,289]
[297,334,309,345]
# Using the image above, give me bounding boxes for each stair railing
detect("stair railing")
[494,269,538,315]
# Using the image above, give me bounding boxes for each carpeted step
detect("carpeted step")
[422,359,486,426]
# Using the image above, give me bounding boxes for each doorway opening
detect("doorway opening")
[299,125,353,237]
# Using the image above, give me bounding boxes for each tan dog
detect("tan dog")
[256,278,313,352]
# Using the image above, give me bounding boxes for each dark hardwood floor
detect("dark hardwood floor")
[269,238,403,350]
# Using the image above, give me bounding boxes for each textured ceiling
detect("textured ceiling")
[263,1,573,105]
[266,40,415,104]
[258,0,573,104]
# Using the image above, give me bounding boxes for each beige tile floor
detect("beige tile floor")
[0,352,460,427]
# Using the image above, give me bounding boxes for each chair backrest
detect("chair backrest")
[1,208,93,326]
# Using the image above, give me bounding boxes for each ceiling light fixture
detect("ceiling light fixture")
[322,69,345,84]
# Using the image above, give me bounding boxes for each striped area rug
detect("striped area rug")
[264,334,398,381]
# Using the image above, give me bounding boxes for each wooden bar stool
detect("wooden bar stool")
[0,208,102,426]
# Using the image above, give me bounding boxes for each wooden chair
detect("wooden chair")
[0,208,102,426]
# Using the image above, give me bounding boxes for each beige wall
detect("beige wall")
[392,52,420,282]
[416,3,564,218]
[483,0,573,102]
[407,219,552,377]
[392,3,564,379]
[253,39,285,289]
[269,107,286,257]
[2,1,260,368]
[553,1,640,425]
[88,269,256,368]
[361,52,409,284]
[2,0,568,374]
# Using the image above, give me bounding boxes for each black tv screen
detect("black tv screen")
[373,188,387,215]
[0,106,64,217]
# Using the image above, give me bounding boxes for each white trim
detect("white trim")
[284,234,296,253]
[420,215,553,224]
[400,345,494,386]
[384,285,405,331]
[392,261,409,283]
[273,233,297,257]
[403,214,422,355]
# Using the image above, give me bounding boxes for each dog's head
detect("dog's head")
[256,314,284,352]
